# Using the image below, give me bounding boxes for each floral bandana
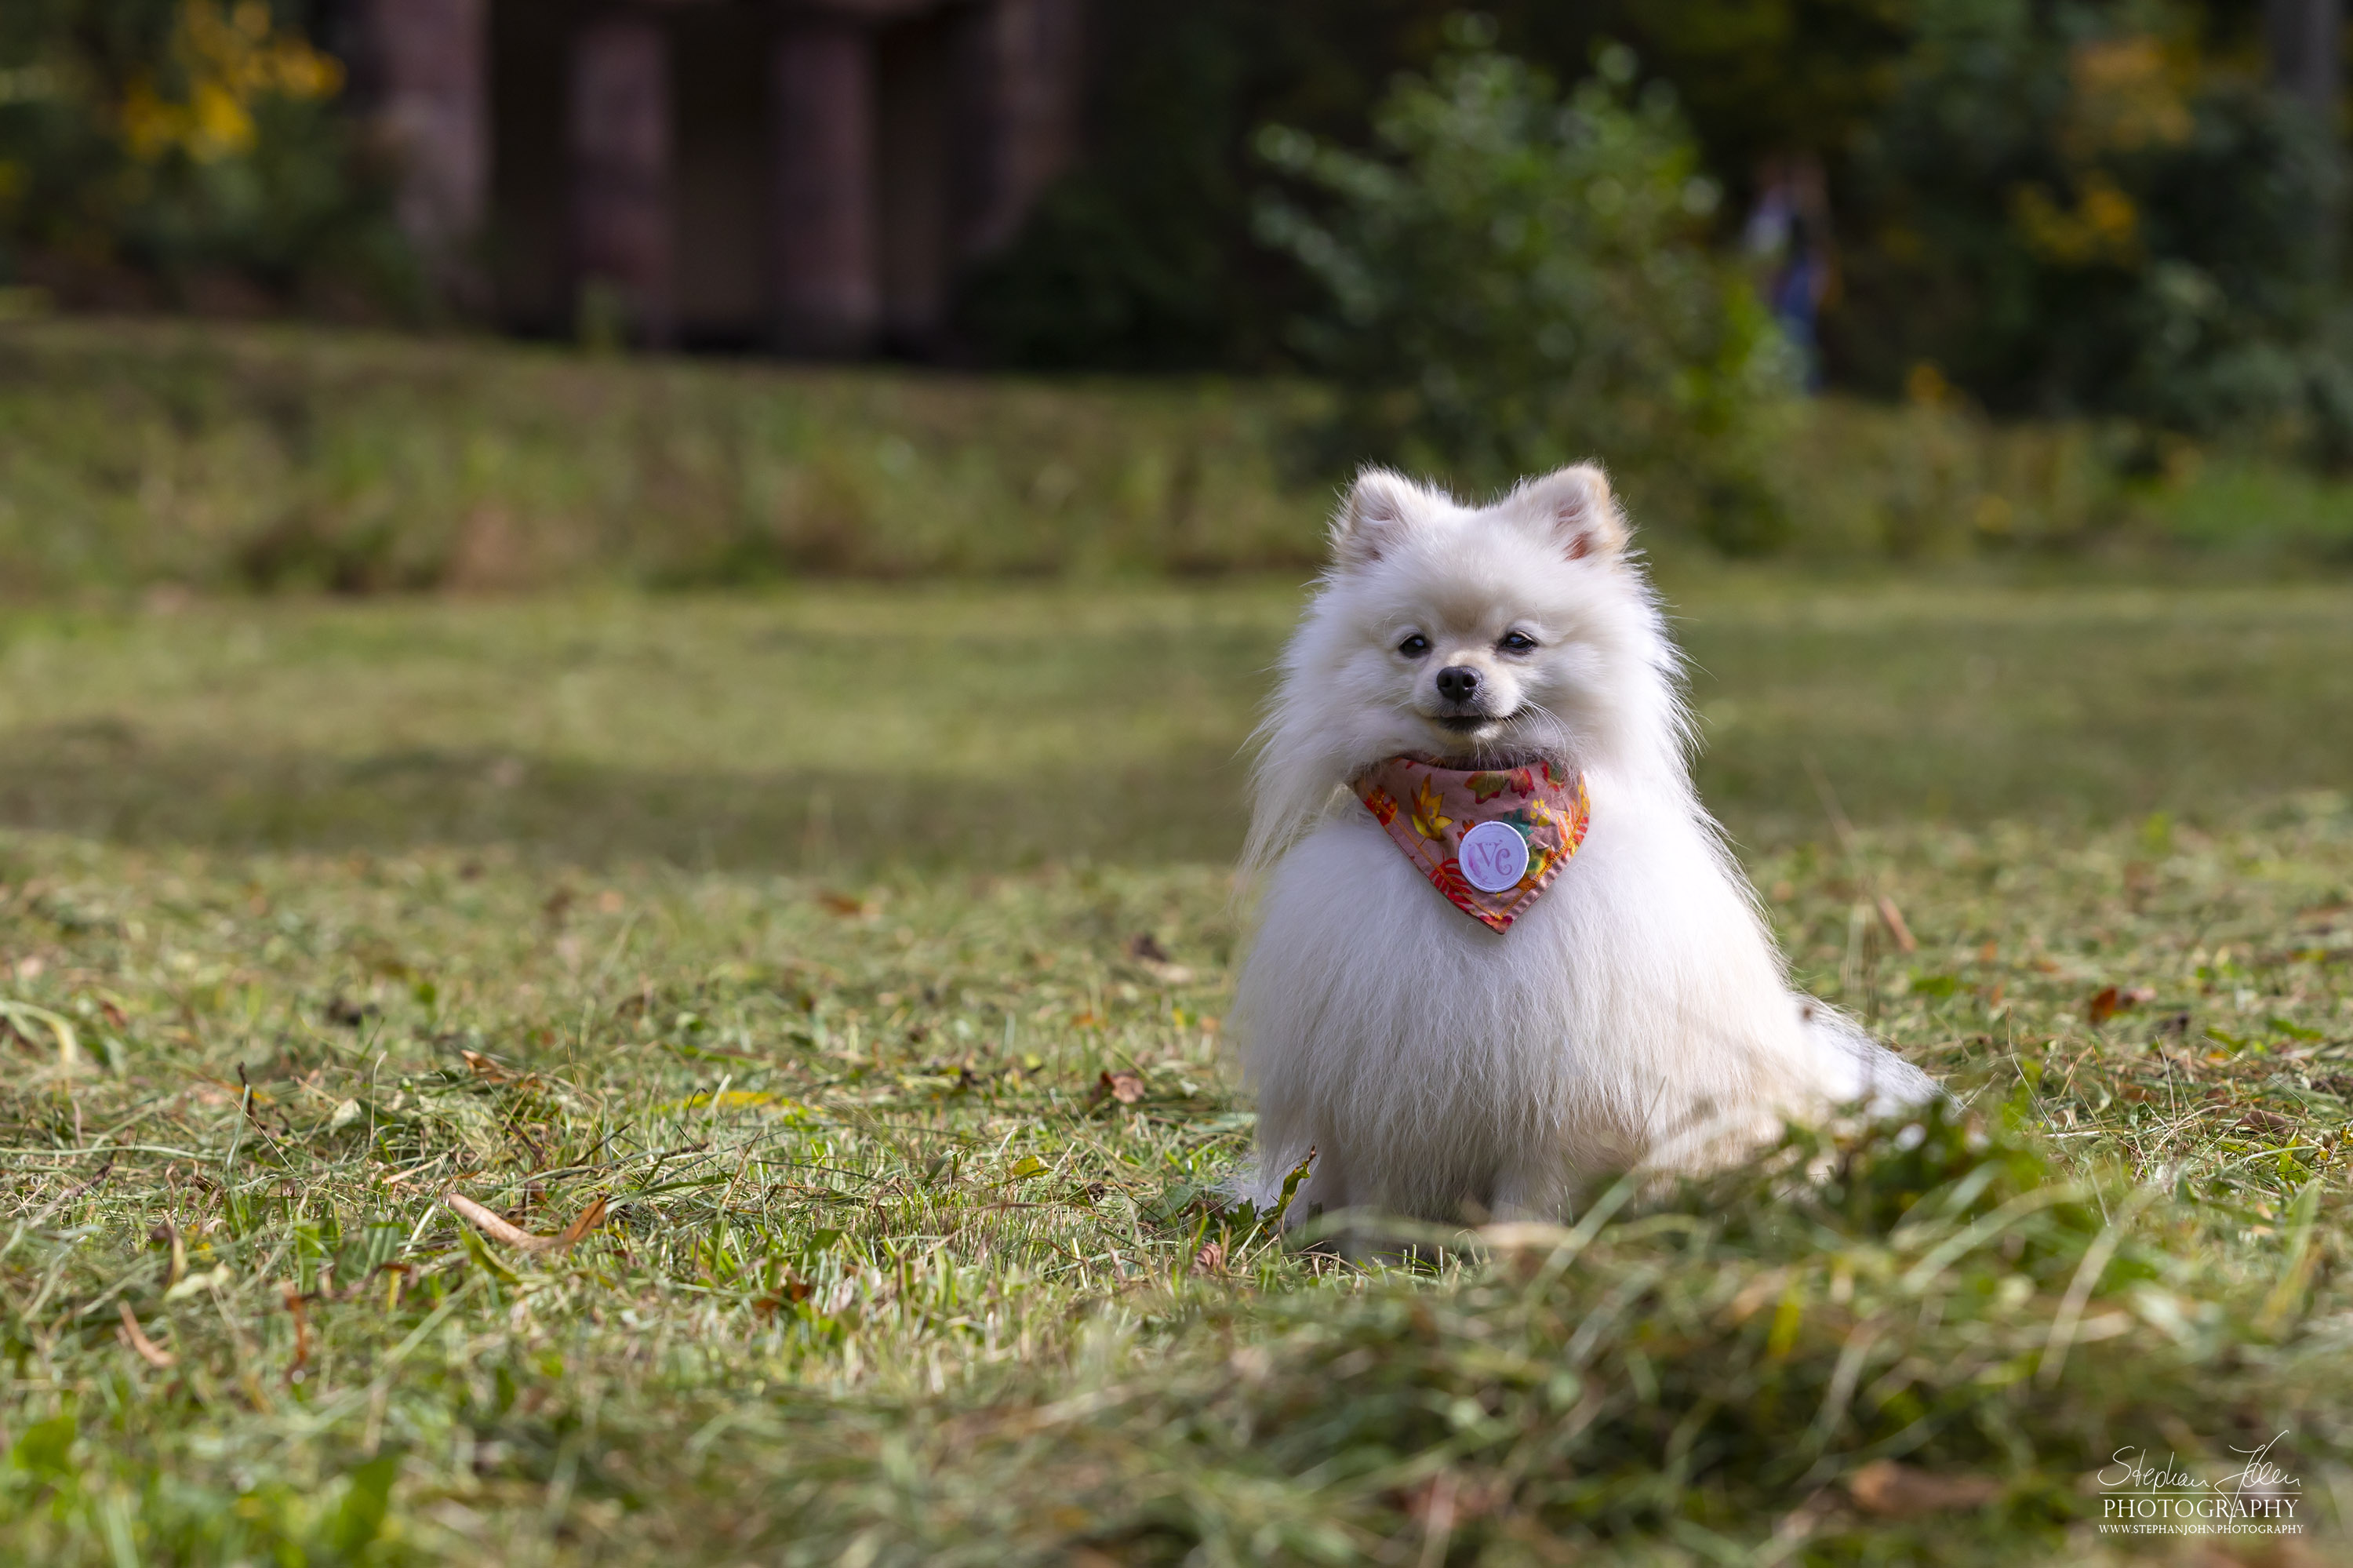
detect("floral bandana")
[1351,756,1591,933]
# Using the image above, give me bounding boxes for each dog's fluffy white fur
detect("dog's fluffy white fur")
[1235,464,1937,1224]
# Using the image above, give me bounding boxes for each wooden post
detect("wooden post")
[363,0,491,309]
[571,15,675,347]
[772,16,879,355]
[962,0,1085,258]
[2267,0,2344,117]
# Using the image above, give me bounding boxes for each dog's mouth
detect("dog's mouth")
[1430,708,1522,734]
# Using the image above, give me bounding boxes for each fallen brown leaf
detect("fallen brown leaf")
[1875,895,1918,954]
[1124,932,1195,985]
[1847,1459,2001,1517]
[445,1190,606,1253]
[816,890,877,918]
[553,1193,609,1246]
[1096,1070,1145,1105]
[1191,1240,1225,1276]
[2087,984,2155,1024]
[324,995,376,1028]
[281,1282,311,1375]
[2237,1107,2300,1137]
[117,1302,175,1370]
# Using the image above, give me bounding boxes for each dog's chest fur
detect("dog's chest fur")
[1238,779,1822,1219]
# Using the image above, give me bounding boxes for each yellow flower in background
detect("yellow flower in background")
[2066,36,2193,157]
[2012,172,2141,267]
[191,80,256,158]
[2007,32,2191,271]
[116,0,344,165]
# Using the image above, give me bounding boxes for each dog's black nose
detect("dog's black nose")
[1435,665,1481,704]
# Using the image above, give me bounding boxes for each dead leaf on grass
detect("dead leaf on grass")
[1124,933,1195,984]
[553,1193,609,1246]
[2236,1107,2300,1137]
[1192,1240,1225,1276]
[117,1302,175,1370]
[2088,984,2155,1024]
[1095,1070,1145,1106]
[1847,1459,2001,1517]
[459,1049,524,1083]
[445,1190,607,1253]
[816,890,878,919]
[1120,932,1195,984]
[1875,895,1918,954]
[281,1282,311,1376]
[324,995,376,1028]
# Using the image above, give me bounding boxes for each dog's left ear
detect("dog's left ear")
[1515,464,1628,562]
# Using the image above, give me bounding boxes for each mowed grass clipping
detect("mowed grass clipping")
[0,580,2349,1563]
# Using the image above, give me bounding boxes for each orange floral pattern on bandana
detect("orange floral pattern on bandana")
[1352,756,1590,933]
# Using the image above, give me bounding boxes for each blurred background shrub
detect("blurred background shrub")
[0,0,412,315]
[1838,4,2352,463]
[1253,27,1795,550]
[966,2,2353,504]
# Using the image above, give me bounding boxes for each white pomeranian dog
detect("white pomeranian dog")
[1235,464,1937,1225]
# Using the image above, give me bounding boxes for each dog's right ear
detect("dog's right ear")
[1329,467,1423,569]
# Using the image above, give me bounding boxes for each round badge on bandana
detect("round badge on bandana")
[1457,820,1530,893]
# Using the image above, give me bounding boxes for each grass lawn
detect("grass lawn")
[1,576,2351,1563]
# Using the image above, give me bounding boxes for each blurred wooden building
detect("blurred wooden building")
[329,0,1084,355]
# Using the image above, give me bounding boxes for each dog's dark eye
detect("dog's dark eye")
[1499,631,1538,653]
[1398,634,1431,657]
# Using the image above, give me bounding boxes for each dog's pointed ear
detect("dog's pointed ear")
[1516,464,1628,562]
[1329,467,1424,569]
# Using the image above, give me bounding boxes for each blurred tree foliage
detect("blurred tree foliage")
[0,0,409,312]
[1253,27,1794,547]
[1839,5,2351,460]
[963,0,2349,462]
[954,1,1911,370]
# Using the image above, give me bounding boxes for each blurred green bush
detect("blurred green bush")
[0,0,412,314]
[1253,27,1794,550]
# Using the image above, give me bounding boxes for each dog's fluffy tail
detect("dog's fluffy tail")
[1797,995,1944,1115]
